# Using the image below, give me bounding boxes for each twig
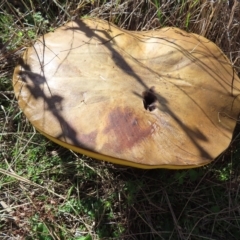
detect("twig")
[165,190,184,240]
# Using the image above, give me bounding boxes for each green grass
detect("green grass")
[1,0,240,239]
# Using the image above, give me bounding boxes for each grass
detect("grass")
[1,0,240,239]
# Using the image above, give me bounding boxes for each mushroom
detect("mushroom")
[13,18,240,169]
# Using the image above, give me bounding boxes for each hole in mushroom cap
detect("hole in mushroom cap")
[142,87,157,112]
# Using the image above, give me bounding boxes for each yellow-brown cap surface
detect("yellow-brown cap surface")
[13,18,240,169]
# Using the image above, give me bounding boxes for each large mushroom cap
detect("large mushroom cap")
[13,18,240,169]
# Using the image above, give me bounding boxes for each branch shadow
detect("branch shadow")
[16,58,92,150]
[65,18,239,160]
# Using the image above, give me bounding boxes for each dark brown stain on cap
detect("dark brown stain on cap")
[103,107,154,153]
[77,130,98,151]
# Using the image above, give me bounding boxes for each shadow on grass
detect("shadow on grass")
[36,127,240,239]
[48,113,240,238]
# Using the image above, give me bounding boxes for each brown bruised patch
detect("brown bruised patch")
[77,130,98,151]
[103,107,154,153]
[57,125,98,151]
